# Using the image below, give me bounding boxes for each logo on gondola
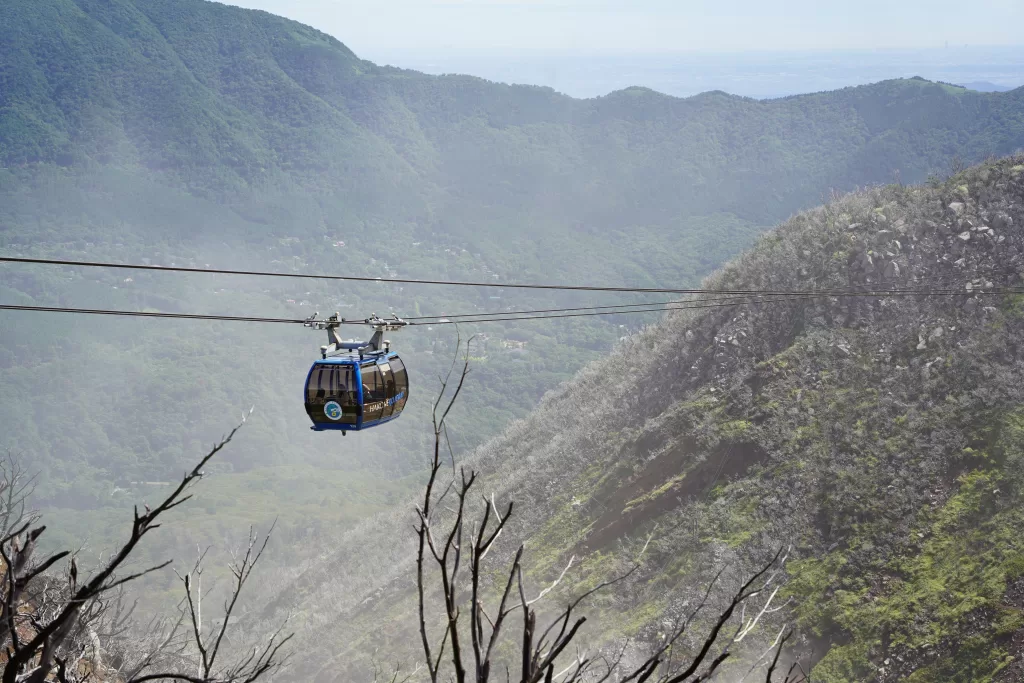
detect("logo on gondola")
[364,392,407,415]
[324,401,343,420]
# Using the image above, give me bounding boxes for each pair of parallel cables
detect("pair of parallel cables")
[0,256,1016,327]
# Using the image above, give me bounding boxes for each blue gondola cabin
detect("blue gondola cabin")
[304,353,409,433]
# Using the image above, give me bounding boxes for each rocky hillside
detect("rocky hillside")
[259,157,1024,682]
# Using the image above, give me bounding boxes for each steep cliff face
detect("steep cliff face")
[259,157,1024,682]
[531,156,1024,681]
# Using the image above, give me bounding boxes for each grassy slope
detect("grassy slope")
[257,158,1024,682]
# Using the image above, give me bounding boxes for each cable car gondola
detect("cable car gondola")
[303,314,409,434]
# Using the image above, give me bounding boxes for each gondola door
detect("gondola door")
[361,362,386,424]
[379,362,395,419]
[390,357,409,415]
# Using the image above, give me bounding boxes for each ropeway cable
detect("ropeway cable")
[0,305,315,325]
[1,285,1016,327]
[0,300,767,325]
[2,255,1018,298]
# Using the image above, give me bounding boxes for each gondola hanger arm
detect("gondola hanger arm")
[306,312,408,359]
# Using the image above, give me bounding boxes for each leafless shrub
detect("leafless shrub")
[0,413,290,683]
[0,455,36,539]
[415,343,804,683]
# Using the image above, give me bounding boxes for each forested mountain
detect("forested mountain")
[2,0,1024,601]
[258,156,1024,682]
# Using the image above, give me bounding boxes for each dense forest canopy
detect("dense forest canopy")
[2,0,1024,590]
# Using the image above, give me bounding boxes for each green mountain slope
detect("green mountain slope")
[3,0,1024,596]
[257,157,1024,682]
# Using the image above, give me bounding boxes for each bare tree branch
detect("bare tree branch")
[1,411,290,683]
[414,343,800,683]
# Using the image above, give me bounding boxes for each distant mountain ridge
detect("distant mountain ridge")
[4,0,1024,223]
[961,81,1015,93]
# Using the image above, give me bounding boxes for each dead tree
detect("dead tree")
[170,525,286,683]
[1,413,291,683]
[416,343,805,683]
[90,586,193,680]
[0,456,36,540]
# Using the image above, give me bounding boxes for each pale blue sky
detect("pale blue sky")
[229,0,1024,55]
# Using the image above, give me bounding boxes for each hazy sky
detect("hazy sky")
[228,0,1024,56]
